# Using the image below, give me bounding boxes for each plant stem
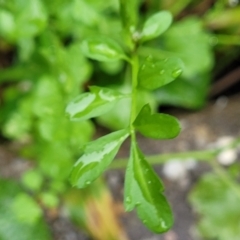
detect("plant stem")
[110,137,240,169]
[129,53,139,144]
[111,149,217,169]
[213,34,240,46]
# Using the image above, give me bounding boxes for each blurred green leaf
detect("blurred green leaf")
[3,111,31,140]
[0,0,47,41]
[124,142,173,233]
[39,143,73,180]
[81,36,128,62]
[97,85,157,130]
[0,179,51,240]
[134,104,181,139]
[21,170,43,192]
[40,192,59,208]
[119,0,138,31]
[138,56,183,90]
[32,76,63,117]
[141,11,172,43]
[70,129,129,188]
[66,86,128,121]
[163,17,213,78]
[12,193,42,224]
[155,73,210,109]
[0,10,15,40]
[189,173,240,240]
[119,0,139,48]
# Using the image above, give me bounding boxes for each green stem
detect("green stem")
[110,137,240,169]
[213,34,240,46]
[129,53,139,144]
[169,0,192,16]
[111,149,217,169]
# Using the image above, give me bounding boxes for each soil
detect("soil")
[0,93,240,240]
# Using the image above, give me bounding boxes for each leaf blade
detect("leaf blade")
[141,11,172,42]
[66,86,127,121]
[134,104,181,139]
[81,36,128,62]
[70,129,129,188]
[124,143,173,233]
[138,56,184,90]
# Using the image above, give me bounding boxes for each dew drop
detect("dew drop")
[172,69,182,78]
[141,64,146,70]
[85,181,91,185]
[146,55,153,62]
[143,219,147,224]
[126,196,131,203]
[136,201,141,206]
[151,64,155,68]
[159,70,165,75]
[163,58,168,62]
[148,181,151,184]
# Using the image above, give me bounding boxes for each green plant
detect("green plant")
[1,0,240,239]
[65,6,183,233]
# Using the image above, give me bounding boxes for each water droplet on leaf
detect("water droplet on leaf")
[146,55,153,62]
[85,181,91,185]
[159,70,165,75]
[126,196,131,203]
[171,69,182,78]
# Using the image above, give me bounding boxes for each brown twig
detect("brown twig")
[210,67,240,97]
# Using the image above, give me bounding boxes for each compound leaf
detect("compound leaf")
[70,129,129,188]
[81,36,128,62]
[124,143,173,233]
[66,86,127,121]
[141,11,172,42]
[134,104,181,139]
[138,56,183,90]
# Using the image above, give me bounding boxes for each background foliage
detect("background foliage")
[0,0,240,239]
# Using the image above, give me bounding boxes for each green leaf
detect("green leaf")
[97,84,157,130]
[162,17,213,78]
[141,11,172,42]
[0,179,51,240]
[155,73,210,109]
[39,143,73,180]
[21,170,43,192]
[12,193,42,224]
[134,104,181,139]
[81,36,128,62]
[189,173,240,240]
[119,0,139,49]
[70,129,129,188]
[66,86,127,121]
[124,143,173,233]
[138,56,183,90]
[119,0,138,32]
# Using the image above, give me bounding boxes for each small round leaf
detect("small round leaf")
[141,11,172,42]
[81,36,127,62]
[133,104,181,139]
[138,56,184,90]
